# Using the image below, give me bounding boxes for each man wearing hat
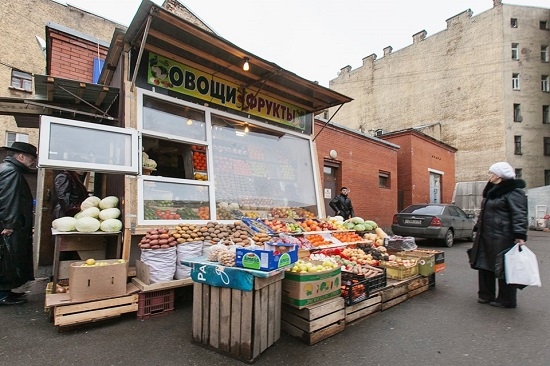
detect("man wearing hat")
[0,142,37,305]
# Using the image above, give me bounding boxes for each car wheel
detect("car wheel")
[442,229,454,247]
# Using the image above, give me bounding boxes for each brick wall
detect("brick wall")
[49,30,109,82]
[314,120,399,228]
[382,131,456,208]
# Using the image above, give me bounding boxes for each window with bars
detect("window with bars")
[514,135,522,155]
[10,70,32,92]
[512,73,520,90]
[544,105,550,124]
[514,103,522,122]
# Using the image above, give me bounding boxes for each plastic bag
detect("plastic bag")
[140,246,177,283]
[504,244,542,287]
[175,241,203,280]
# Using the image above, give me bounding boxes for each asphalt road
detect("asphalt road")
[2,231,549,366]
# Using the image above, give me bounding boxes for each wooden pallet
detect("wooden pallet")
[345,295,382,324]
[281,296,345,345]
[45,283,140,328]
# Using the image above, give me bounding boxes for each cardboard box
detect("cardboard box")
[235,243,298,271]
[69,259,128,302]
[282,264,341,309]
[405,249,445,273]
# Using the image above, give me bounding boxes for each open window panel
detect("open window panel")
[38,116,138,174]
[141,135,208,181]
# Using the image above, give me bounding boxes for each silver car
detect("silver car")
[391,204,475,247]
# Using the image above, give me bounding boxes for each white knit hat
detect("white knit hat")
[489,162,515,179]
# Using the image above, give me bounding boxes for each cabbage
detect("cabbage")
[78,206,100,218]
[354,224,367,232]
[362,223,373,231]
[332,215,344,222]
[100,218,123,232]
[52,217,77,232]
[228,202,240,210]
[343,222,356,230]
[364,220,378,229]
[99,207,121,220]
[75,217,101,232]
[99,196,119,209]
[81,196,101,210]
[350,217,365,224]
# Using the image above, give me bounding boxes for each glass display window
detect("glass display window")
[140,178,211,222]
[211,114,319,219]
[141,94,206,142]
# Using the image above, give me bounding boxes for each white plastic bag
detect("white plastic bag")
[175,241,203,280]
[504,244,542,287]
[140,246,177,283]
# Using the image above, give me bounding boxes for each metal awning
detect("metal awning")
[100,0,352,114]
[0,75,120,128]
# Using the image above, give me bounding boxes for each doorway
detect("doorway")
[429,172,442,203]
[323,162,339,217]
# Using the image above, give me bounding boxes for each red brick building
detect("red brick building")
[314,119,399,228]
[47,22,110,82]
[380,129,456,211]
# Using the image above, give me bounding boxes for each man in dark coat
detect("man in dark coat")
[329,187,354,219]
[0,142,37,305]
[469,162,527,308]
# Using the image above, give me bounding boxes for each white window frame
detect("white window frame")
[542,75,550,92]
[542,46,549,62]
[512,73,520,90]
[38,116,139,174]
[10,70,32,92]
[511,43,519,60]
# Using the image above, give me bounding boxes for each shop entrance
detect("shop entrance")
[323,163,339,217]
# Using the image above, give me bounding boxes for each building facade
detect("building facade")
[328,0,550,189]
[0,0,123,148]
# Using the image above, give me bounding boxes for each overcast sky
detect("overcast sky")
[54,0,549,87]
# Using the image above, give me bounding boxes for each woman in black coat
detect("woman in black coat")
[469,162,528,308]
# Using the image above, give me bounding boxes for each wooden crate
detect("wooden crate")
[45,283,140,328]
[345,294,382,324]
[192,272,284,363]
[281,296,345,345]
[380,275,429,311]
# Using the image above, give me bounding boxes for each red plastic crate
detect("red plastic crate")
[137,289,175,320]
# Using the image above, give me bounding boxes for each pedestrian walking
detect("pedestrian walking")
[0,142,37,305]
[329,187,355,219]
[468,162,528,308]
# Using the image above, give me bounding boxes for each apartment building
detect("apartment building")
[328,0,550,189]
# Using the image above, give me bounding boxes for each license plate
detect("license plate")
[404,219,422,225]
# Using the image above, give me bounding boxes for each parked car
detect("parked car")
[391,204,475,247]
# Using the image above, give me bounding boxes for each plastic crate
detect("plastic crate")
[364,267,387,294]
[137,289,175,320]
[379,261,419,280]
[341,273,368,305]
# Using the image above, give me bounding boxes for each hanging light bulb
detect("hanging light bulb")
[243,57,250,71]
[244,124,250,133]
[186,118,193,125]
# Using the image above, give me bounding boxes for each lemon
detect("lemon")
[85,258,96,266]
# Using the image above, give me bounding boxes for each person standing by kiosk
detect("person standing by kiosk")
[329,187,355,219]
[0,142,37,305]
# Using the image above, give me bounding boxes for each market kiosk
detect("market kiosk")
[35,0,351,354]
